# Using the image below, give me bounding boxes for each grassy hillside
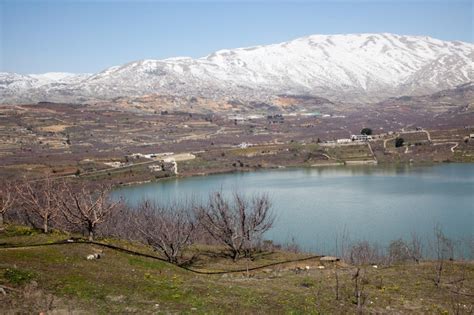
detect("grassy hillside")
[1,226,473,314]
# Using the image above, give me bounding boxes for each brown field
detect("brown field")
[0,101,472,183]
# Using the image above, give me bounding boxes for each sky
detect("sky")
[1,0,472,74]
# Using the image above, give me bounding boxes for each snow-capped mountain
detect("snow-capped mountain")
[28,72,91,85]
[0,72,91,103]
[1,33,472,104]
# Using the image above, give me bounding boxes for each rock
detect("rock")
[320,256,339,262]
[86,253,102,260]
[106,295,125,302]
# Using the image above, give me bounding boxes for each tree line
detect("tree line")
[0,178,274,265]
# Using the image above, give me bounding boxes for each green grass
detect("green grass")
[1,225,473,314]
[4,268,37,285]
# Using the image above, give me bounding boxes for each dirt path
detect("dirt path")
[450,142,459,152]
[383,129,431,150]
[367,142,377,162]
[433,142,459,153]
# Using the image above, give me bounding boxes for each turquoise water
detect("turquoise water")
[112,164,474,256]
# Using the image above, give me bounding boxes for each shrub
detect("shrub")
[4,268,36,285]
[361,128,372,135]
[388,239,411,263]
[395,137,404,148]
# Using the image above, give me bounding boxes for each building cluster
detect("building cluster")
[335,134,372,144]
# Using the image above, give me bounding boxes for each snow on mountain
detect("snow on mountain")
[1,33,472,104]
[0,72,91,103]
[29,72,91,85]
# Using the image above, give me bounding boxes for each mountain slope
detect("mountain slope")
[377,82,474,113]
[1,33,472,104]
[0,72,90,103]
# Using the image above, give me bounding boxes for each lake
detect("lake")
[112,164,474,257]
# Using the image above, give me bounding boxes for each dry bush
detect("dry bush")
[133,200,196,264]
[433,225,454,287]
[283,236,301,253]
[388,234,423,264]
[196,191,275,260]
[348,241,384,266]
[388,238,412,263]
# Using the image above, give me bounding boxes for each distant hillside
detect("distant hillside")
[377,82,474,112]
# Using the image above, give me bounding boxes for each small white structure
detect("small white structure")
[228,115,246,121]
[247,114,264,120]
[148,164,164,172]
[103,161,124,168]
[237,142,252,149]
[351,134,370,142]
[470,133,474,139]
[337,138,352,144]
[170,161,178,175]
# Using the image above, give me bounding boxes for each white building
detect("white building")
[337,138,352,144]
[237,142,252,149]
[351,134,371,142]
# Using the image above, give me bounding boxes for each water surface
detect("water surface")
[112,164,474,256]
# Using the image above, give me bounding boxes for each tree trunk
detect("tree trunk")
[43,217,49,233]
[0,213,4,226]
[232,250,240,261]
[88,230,94,241]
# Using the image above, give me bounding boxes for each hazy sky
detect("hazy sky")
[1,0,472,74]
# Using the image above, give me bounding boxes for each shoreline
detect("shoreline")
[114,159,459,188]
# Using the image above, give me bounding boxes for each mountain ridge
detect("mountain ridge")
[1,33,472,104]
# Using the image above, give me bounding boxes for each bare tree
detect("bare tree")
[334,265,340,301]
[352,267,367,314]
[97,204,138,240]
[0,181,16,226]
[387,235,423,265]
[409,232,423,263]
[58,182,120,241]
[16,177,60,233]
[197,191,274,261]
[133,201,196,264]
[349,241,383,266]
[433,224,454,287]
[388,238,411,263]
